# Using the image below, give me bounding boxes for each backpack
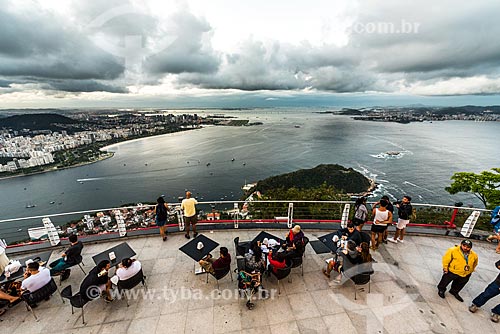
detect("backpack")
[156,203,167,221]
[491,206,500,225]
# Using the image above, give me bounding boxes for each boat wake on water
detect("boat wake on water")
[403,181,435,193]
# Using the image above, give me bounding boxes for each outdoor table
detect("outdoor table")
[179,234,219,274]
[0,250,53,285]
[318,232,339,253]
[251,231,283,246]
[92,242,136,268]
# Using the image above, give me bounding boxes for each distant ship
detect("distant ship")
[294,125,301,128]
[206,163,211,166]
[231,158,235,162]
[49,201,55,204]
[26,203,36,208]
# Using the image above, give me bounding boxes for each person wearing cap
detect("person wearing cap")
[469,260,500,323]
[437,240,478,302]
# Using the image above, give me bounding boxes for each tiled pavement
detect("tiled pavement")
[2,229,500,334]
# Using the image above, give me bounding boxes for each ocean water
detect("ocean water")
[0,109,498,241]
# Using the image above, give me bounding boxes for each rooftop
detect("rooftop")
[1,229,500,334]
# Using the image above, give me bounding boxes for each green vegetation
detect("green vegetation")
[254,164,371,194]
[445,168,500,209]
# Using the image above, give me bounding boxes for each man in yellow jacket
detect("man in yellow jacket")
[438,239,478,302]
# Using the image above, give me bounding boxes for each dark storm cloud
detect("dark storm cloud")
[0,4,125,83]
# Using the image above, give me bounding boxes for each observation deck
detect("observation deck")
[0,201,497,333]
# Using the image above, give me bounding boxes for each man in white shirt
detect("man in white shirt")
[181,191,198,239]
[21,262,51,292]
[112,258,142,284]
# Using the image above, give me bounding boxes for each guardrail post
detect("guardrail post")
[341,204,350,229]
[287,203,293,228]
[114,210,127,237]
[42,217,60,246]
[177,209,185,231]
[234,203,239,229]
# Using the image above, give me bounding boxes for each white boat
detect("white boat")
[242,182,257,192]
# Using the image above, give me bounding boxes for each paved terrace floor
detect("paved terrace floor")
[2,229,500,334]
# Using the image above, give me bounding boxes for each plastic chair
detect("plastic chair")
[21,278,61,321]
[60,285,90,324]
[351,273,371,300]
[270,265,291,294]
[234,237,248,257]
[206,266,232,291]
[289,256,304,281]
[117,269,147,307]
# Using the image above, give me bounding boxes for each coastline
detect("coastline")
[0,126,202,182]
[0,153,115,181]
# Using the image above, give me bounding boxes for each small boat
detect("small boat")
[294,125,301,128]
[26,204,36,208]
[242,163,246,166]
[49,201,55,204]
[231,158,235,162]
[145,163,148,166]
[79,182,84,184]
[206,163,211,166]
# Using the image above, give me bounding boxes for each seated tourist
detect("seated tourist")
[199,247,231,275]
[333,223,362,247]
[285,225,305,249]
[267,249,287,275]
[79,260,113,302]
[110,258,142,285]
[0,261,50,307]
[322,240,361,281]
[245,243,266,273]
[49,234,84,279]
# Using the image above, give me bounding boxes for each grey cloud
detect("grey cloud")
[144,11,220,74]
[0,5,124,81]
[42,80,128,93]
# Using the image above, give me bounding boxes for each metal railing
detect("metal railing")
[0,200,493,247]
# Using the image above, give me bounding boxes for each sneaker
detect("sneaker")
[387,238,398,244]
[451,292,464,302]
[492,313,500,323]
[398,239,404,243]
[438,290,445,299]
[469,304,478,313]
[383,239,388,244]
[185,234,190,239]
[162,236,167,241]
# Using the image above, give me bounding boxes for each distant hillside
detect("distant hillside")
[0,113,85,133]
[254,164,372,194]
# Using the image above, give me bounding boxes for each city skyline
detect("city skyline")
[2,1,500,108]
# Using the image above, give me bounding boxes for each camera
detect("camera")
[393,200,401,205]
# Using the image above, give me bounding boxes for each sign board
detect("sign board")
[114,210,127,237]
[42,217,60,246]
[341,204,351,229]
[461,210,481,238]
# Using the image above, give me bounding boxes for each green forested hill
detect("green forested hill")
[254,164,371,194]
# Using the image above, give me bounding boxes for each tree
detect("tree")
[445,168,500,209]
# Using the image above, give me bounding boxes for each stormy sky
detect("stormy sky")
[1,0,500,108]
